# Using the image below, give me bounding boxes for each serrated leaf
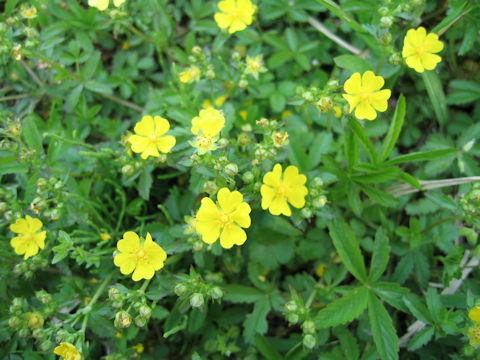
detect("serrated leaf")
[408,326,434,351]
[367,291,399,360]
[23,116,44,156]
[138,166,153,200]
[328,219,367,282]
[379,94,406,162]
[352,167,400,184]
[371,282,409,312]
[369,229,390,282]
[243,296,271,343]
[315,286,368,328]
[426,288,442,322]
[403,293,433,325]
[255,334,282,360]
[357,183,398,207]
[223,285,264,303]
[392,253,414,284]
[337,327,360,360]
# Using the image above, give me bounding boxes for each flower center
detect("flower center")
[219,213,232,226]
[229,7,239,19]
[415,45,426,56]
[22,232,34,244]
[359,91,370,102]
[275,184,289,198]
[149,134,158,144]
[198,136,213,149]
[136,249,147,260]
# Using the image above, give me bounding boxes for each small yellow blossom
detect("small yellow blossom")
[333,105,342,118]
[115,331,123,338]
[100,233,111,241]
[179,65,201,83]
[469,323,480,348]
[202,95,228,109]
[214,0,255,34]
[261,164,308,216]
[128,115,176,160]
[316,264,325,277]
[10,215,46,259]
[342,71,391,120]
[469,306,480,322]
[114,232,167,281]
[245,55,266,79]
[132,343,144,353]
[190,135,219,155]
[26,312,43,329]
[281,109,293,120]
[88,0,125,11]
[191,108,226,138]
[53,342,81,360]
[402,27,443,73]
[272,131,289,148]
[239,110,248,120]
[184,216,197,235]
[20,6,37,19]
[196,188,251,249]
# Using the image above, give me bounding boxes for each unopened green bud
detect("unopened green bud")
[380,16,393,28]
[174,283,188,296]
[39,340,53,352]
[210,287,223,300]
[114,311,132,329]
[8,316,21,328]
[303,334,316,349]
[139,305,151,319]
[193,241,204,251]
[35,290,52,304]
[108,287,121,301]
[218,138,228,148]
[389,53,401,66]
[192,46,202,55]
[122,164,134,175]
[302,91,314,102]
[287,313,299,323]
[313,196,328,209]
[190,293,204,308]
[302,320,315,334]
[378,6,389,16]
[237,132,250,146]
[203,181,217,195]
[242,171,254,183]
[239,79,248,88]
[225,163,239,177]
[135,315,147,327]
[0,202,7,212]
[18,328,30,338]
[301,208,313,219]
[285,301,297,312]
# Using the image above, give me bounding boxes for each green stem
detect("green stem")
[421,216,461,235]
[44,133,96,150]
[0,94,29,102]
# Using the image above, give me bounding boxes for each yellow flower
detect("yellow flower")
[214,0,255,34]
[190,135,219,155]
[261,164,308,216]
[179,65,200,83]
[20,6,37,19]
[469,306,480,322]
[114,232,167,281]
[10,215,46,259]
[402,27,443,73]
[245,55,266,79]
[53,342,81,360]
[191,108,225,138]
[196,188,251,249]
[132,343,144,354]
[469,323,480,348]
[272,131,289,148]
[333,105,342,118]
[316,264,325,277]
[202,95,228,109]
[88,0,125,11]
[26,312,43,329]
[100,233,111,241]
[128,115,176,160]
[342,71,391,120]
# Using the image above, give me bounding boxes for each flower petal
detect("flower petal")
[23,243,39,259]
[141,143,160,159]
[369,89,391,112]
[113,0,126,6]
[421,53,442,71]
[405,55,424,73]
[129,134,149,153]
[10,236,26,255]
[355,102,377,120]
[196,197,220,222]
[263,163,282,187]
[283,166,306,187]
[218,0,236,13]
[361,71,385,93]
[34,231,46,249]
[10,218,28,233]
[424,33,443,53]
[260,185,275,210]
[217,188,243,214]
[269,196,291,216]
[342,94,361,113]
[132,261,154,281]
[214,13,233,30]
[157,135,176,153]
[25,215,43,232]
[135,116,154,136]
[219,224,246,248]
[287,186,308,208]
[114,253,136,275]
[154,116,170,136]
[118,232,140,253]
[231,202,251,228]
[344,72,362,94]
[229,18,247,33]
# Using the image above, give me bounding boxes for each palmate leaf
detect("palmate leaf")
[314,286,368,328]
[367,291,399,360]
[369,228,390,282]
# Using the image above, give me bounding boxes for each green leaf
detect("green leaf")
[356,183,398,207]
[336,327,360,360]
[306,133,333,170]
[407,326,434,351]
[431,0,474,36]
[23,116,44,156]
[349,118,377,164]
[328,219,367,282]
[403,293,433,325]
[426,288,442,322]
[371,282,409,312]
[314,286,368,328]
[447,80,480,105]
[243,296,271,343]
[367,291,399,360]
[81,51,100,80]
[379,94,406,162]
[345,127,358,171]
[270,93,286,113]
[66,84,84,109]
[398,171,422,190]
[347,182,363,216]
[85,80,113,95]
[334,55,372,73]
[138,166,153,200]
[369,229,390,282]
[223,285,264,303]
[384,149,457,166]
[259,216,303,236]
[255,334,282,360]
[351,167,400,184]
[421,71,447,127]
[316,0,367,34]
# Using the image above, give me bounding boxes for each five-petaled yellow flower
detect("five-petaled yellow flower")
[88,0,125,11]
[128,115,176,159]
[196,188,251,249]
[469,306,480,322]
[53,342,81,360]
[179,65,201,83]
[214,0,255,34]
[114,232,167,281]
[245,55,266,79]
[402,27,443,73]
[342,71,391,120]
[10,215,46,259]
[190,108,226,154]
[261,164,308,216]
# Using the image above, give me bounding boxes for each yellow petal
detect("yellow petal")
[361,71,385,93]
[197,197,220,222]
[118,232,140,253]
[342,94,361,113]
[228,18,247,33]
[218,0,236,13]
[231,202,251,228]
[197,220,221,244]
[191,116,200,135]
[421,53,442,71]
[469,306,480,322]
[283,166,306,187]
[25,215,43,232]
[269,196,291,216]
[219,224,246,248]
[154,116,170,136]
[10,236,26,255]
[369,89,391,111]
[214,13,233,30]
[89,0,109,11]
[287,186,308,208]
[217,188,243,214]
[157,135,176,153]
[10,218,29,233]
[23,243,39,259]
[128,134,148,153]
[405,55,424,73]
[114,253,136,274]
[238,0,255,19]
[260,185,275,210]
[343,72,362,94]
[113,0,126,6]
[34,231,46,249]
[401,42,416,58]
[141,143,160,159]
[263,163,282,187]
[424,33,443,53]
[135,116,154,136]
[132,261,154,281]
[355,102,377,120]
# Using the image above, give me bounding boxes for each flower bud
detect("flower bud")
[190,293,204,308]
[224,163,239,177]
[122,164,134,175]
[463,139,476,153]
[313,196,328,209]
[26,312,43,329]
[114,311,132,329]
[203,181,217,194]
[242,171,254,184]
[210,287,223,300]
[39,340,53,352]
[317,97,333,112]
[378,6,389,16]
[192,46,202,55]
[139,305,152,319]
[193,241,204,251]
[286,313,299,323]
[18,328,30,338]
[380,16,393,28]
[135,315,147,327]
[302,320,315,334]
[239,79,248,89]
[285,301,297,312]
[174,283,188,297]
[8,316,21,328]
[206,69,215,79]
[301,208,313,219]
[303,334,316,349]
[302,91,314,102]
[237,132,250,146]
[389,53,401,66]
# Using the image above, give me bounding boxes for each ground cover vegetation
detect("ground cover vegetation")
[1,0,480,359]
